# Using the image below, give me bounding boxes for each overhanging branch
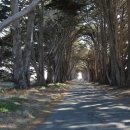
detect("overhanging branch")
[0,0,41,31]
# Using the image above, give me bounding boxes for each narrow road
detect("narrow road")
[35,83,130,130]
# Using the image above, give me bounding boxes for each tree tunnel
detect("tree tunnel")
[0,0,130,88]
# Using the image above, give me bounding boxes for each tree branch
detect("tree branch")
[0,0,41,31]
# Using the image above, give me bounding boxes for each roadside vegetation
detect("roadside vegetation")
[1,0,130,129]
[0,83,70,130]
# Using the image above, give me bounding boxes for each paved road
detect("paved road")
[35,83,130,130]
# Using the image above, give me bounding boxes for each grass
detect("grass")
[47,83,69,88]
[0,97,26,112]
[0,82,70,113]
[0,83,71,130]
[0,89,5,94]
[38,83,70,91]
[56,83,69,87]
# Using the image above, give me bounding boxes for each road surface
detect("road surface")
[35,83,130,130]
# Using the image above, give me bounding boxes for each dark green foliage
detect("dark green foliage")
[0,97,26,112]
[0,0,11,20]
[46,0,84,15]
[0,34,13,81]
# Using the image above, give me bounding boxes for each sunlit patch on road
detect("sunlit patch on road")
[35,84,130,130]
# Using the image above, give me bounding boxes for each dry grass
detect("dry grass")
[2,81,129,130]
[0,84,71,130]
[92,82,130,98]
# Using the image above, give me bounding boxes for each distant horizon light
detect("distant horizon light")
[77,72,83,80]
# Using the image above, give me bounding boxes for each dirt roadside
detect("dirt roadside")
[0,84,71,130]
[92,82,130,98]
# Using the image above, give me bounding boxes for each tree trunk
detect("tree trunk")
[37,3,46,85]
[22,11,35,87]
[127,0,130,86]
[104,0,121,86]
[12,0,35,88]
[11,0,24,87]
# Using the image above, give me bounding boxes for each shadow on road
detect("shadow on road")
[36,84,130,130]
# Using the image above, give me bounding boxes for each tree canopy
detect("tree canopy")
[0,0,130,88]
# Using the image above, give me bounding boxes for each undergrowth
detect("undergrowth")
[0,97,26,112]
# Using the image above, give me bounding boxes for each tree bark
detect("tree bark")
[22,11,35,87]
[101,0,121,86]
[37,3,46,85]
[11,0,23,87]
[12,0,35,88]
[127,0,130,86]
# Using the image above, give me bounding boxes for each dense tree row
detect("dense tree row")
[0,0,130,88]
[84,0,130,87]
[0,0,83,87]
